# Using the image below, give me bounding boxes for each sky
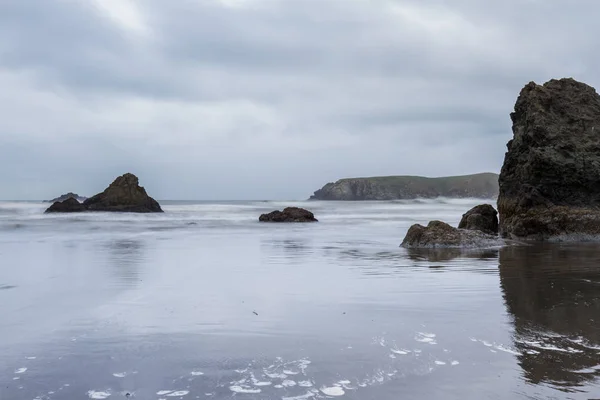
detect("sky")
[0,0,598,200]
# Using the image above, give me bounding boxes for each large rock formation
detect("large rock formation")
[44,192,87,203]
[498,78,600,240]
[310,173,498,200]
[401,220,501,248]
[259,207,318,222]
[458,204,499,235]
[45,173,162,213]
[45,197,86,213]
[83,173,162,213]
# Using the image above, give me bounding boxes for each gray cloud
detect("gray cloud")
[0,0,598,199]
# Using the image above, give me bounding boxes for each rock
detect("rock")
[401,220,502,248]
[44,197,86,213]
[458,204,499,235]
[259,207,318,222]
[44,192,87,203]
[498,78,600,240]
[83,173,163,213]
[310,173,499,200]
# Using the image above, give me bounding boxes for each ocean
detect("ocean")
[1,199,599,400]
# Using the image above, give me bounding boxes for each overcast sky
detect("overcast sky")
[0,0,598,200]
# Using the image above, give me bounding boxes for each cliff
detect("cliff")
[309,173,499,200]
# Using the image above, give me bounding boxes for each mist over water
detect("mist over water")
[1,200,599,399]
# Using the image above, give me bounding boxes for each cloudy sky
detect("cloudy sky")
[0,0,597,200]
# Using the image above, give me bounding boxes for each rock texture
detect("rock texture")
[44,192,87,203]
[259,207,318,222]
[83,173,163,213]
[44,173,162,213]
[45,197,86,213]
[310,173,498,200]
[498,78,600,240]
[401,220,502,248]
[458,204,499,235]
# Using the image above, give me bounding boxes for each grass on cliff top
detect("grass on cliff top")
[336,172,499,190]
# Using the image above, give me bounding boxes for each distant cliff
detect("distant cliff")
[309,173,499,200]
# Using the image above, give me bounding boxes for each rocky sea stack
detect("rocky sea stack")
[401,204,502,248]
[259,207,318,222]
[498,78,600,240]
[458,204,499,235]
[401,220,501,249]
[44,192,87,203]
[45,197,86,213]
[45,173,162,213]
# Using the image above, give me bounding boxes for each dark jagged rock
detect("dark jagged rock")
[310,173,498,200]
[83,173,162,213]
[401,220,502,248]
[259,207,318,222]
[458,204,499,235]
[44,192,87,203]
[45,197,86,213]
[498,78,600,240]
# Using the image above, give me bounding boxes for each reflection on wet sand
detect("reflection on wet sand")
[405,248,499,263]
[102,239,145,285]
[499,245,600,392]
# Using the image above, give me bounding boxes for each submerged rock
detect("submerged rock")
[401,220,501,249]
[83,173,163,213]
[498,78,600,240]
[458,204,499,235]
[45,197,86,213]
[259,207,318,222]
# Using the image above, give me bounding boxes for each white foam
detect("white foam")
[482,341,493,347]
[167,391,189,397]
[157,391,172,395]
[274,385,283,389]
[451,361,460,366]
[13,377,19,380]
[264,372,287,379]
[282,390,318,400]
[571,365,600,374]
[320,386,345,396]
[14,368,27,374]
[190,371,204,376]
[26,357,36,360]
[250,376,271,387]
[112,372,127,378]
[282,379,297,387]
[87,391,111,399]
[298,380,313,387]
[390,348,410,355]
[283,369,300,375]
[434,361,446,365]
[229,386,261,394]
[415,332,437,344]
[494,344,521,355]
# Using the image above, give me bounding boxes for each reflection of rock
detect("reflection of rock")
[401,220,502,248]
[104,239,145,285]
[458,204,498,235]
[259,207,318,222]
[498,78,600,240]
[406,248,499,262]
[499,245,600,388]
[45,197,86,213]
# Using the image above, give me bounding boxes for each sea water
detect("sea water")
[0,199,599,399]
